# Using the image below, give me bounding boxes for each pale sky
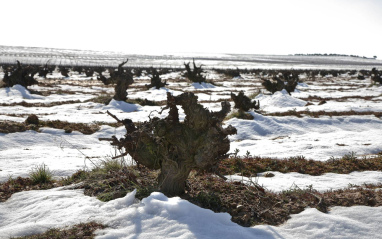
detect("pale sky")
[1,0,381,58]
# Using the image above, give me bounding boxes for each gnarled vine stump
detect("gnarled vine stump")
[100,92,237,196]
[146,68,167,89]
[183,59,206,83]
[2,61,38,88]
[262,72,299,95]
[231,91,260,111]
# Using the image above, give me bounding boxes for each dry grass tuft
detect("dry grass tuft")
[11,221,106,239]
[219,153,382,176]
[0,120,112,134]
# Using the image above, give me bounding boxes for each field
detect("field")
[0,46,382,238]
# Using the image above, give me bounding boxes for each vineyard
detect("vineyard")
[0,47,382,238]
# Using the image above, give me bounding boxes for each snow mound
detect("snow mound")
[191,82,216,89]
[228,113,382,138]
[0,84,44,101]
[1,187,382,239]
[227,114,382,159]
[0,188,266,239]
[297,82,309,87]
[258,206,382,239]
[0,188,109,238]
[103,99,141,112]
[256,89,307,108]
[128,87,183,101]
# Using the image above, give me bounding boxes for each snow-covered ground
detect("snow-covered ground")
[2,188,382,239]
[2,45,382,69]
[0,61,382,238]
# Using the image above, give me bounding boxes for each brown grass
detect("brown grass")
[219,153,382,176]
[184,175,382,226]
[0,177,56,202]
[2,158,382,228]
[0,120,122,134]
[264,110,382,118]
[62,165,158,201]
[297,95,377,102]
[225,110,254,120]
[11,221,105,239]
[0,100,82,107]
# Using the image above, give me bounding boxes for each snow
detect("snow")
[1,56,382,238]
[0,84,44,101]
[2,45,382,70]
[127,87,183,101]
[0,84,96,104]
[0,126,127,181]
[105,99,141,112]
[228,171,382,192]
[1,188,381,239]
[256,89,307,110]
[258,206,382,239]
[190,82,216,89]
[227,113,382,160]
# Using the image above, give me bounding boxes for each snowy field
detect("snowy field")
[2,45,382,70]
[0,50,382,238]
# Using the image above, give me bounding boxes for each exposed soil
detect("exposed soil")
[0,120,122,134]
[184,175,382,226]
[11,221,105,239]
[264,110,382,118]
[2,158,382,228]
[0,177,56,202]
[219,154,382,176]
[0,100,82,107]
[297,95,379,102]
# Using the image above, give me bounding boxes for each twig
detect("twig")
[56,136,97,168]
[215,171,227,180]
[106,110,122,123]
[112,151,128,160]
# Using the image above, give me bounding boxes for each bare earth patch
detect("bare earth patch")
[11,221,105,239]
[0,120,122,134]
[219,154,382,176]
[4,151,382,228]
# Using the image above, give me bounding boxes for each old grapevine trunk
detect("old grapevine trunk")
[100,92,236,196]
